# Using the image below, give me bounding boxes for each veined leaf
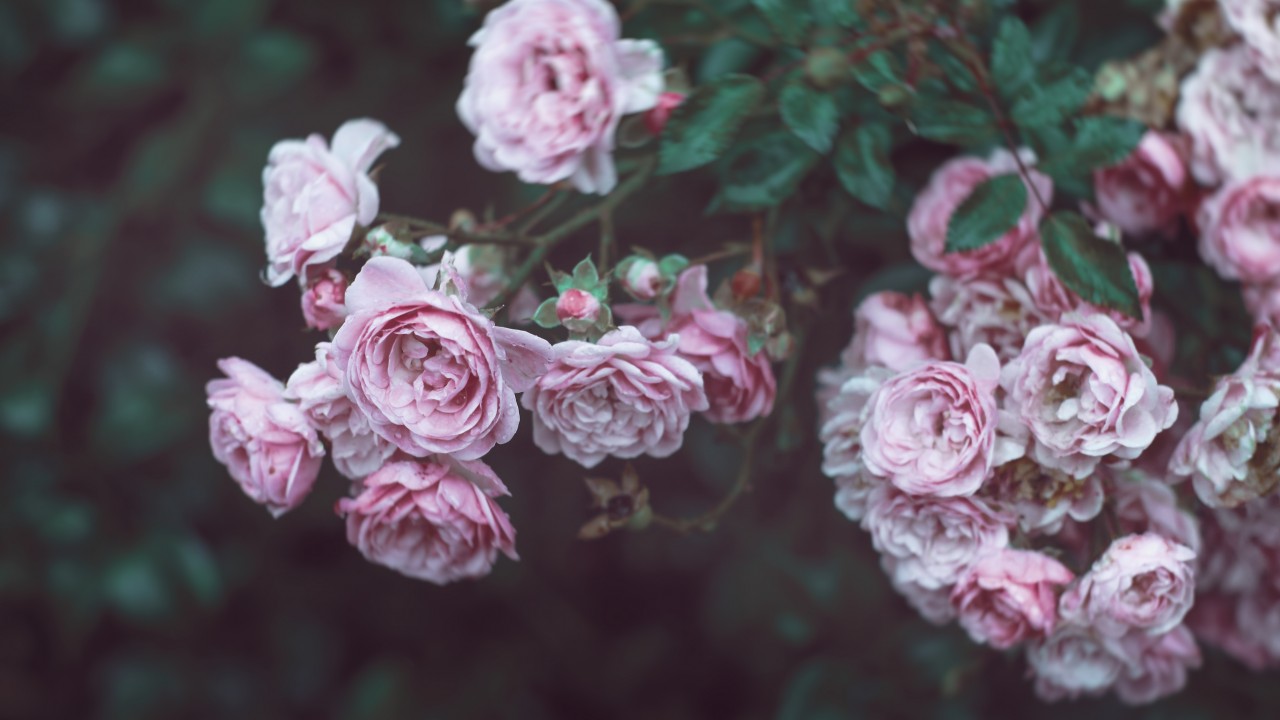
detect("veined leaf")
[1040,211,1142,317]
[945,174,1028,253]
[658,75,765,175]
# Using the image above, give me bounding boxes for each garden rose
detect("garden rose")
[1220,0,1280,83]
[1176,45,1280,184]
[1243,282,1280,327]
[1187,593,1273,671]
[1000,313,1178,478]
[285,343,395,480]
[908,148,1052,277]
[863,486,1011,590]
[1111,472,1202,553]
[1028,626,1125,702]
[886,563,957,624]
[300,266,349,331]
[861,344,1021,497]
[522,325,708,468]
[951,549,1075,649]
[1059,533,1197,637]
[332,256,553,461]
[336,457,517,584]
[457,0,664,194]
[928,273,1046,362]
[821,366,893,522]
[1093,131,1188,237]
[847,291,949,372]
[207,357,324,517]
[1114,625,1202,705]
[980,459,1105,534]
[1195,175,1280,285]
[262,118,400,286]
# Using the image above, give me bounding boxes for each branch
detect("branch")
[650,419,767,534]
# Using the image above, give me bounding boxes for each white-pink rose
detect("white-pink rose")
[820,366,893,522]
[206,357,324,517]
[1093,131,1188,237]
[457,0,664,194]
[300,266,349,331]
[336,457,517,584]
[1028,625,1125,702]
[951,548,1075,649]
[1176,45,1280,184]
[1220,0,1280,84]
[1114,625,1202,705]
[1196,175,1280,285]
[332,256,553,461]
[862,344,1021,497]
[285,343,396,480]
[928,273,1046,362]
[261,119,399,286]
[908,149,1052,277]
[848,291,950,372]
[1111,472,1202,553]
[522,326,708,468]
[884,561,957,624]
[1000,313,1178,478]
[1243,282,1280,327]
[1059,533,1197,638]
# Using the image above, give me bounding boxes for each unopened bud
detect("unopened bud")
[730,269,762,300]
[618,256,664,300]
[556,288,601,323]
[645,92,686,136]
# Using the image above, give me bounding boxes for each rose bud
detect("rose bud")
[644,91,685,136]
[618,256,664,300]
[556,288,601,324]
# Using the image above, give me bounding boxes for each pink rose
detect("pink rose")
[1220,0,1280,84]
[336,457,517,584]
[1114,625,1201,705]
[1187,593,1273,671]
[820,366,893,522]
[1176,45,1280,184]
[884,562,957,624]
[555,288,601,324]
[950,549,1075,649]
[1059,533,1197,638]
[261,119,399,286]
[928,273,1046,362]
[861,344,1021,497]
[1028,625,1125,702]
[457,0,664,194]
[847,291,950,372]
[863,486,1011,590]
[285,343,396,480]
[1093,132,1188,237]
[1171,325,1280,507]
[644,91,685,135]
[908,149,1052,277]
[206,357,324,517]
[980,459,1104,534]
[332,257,553,461]
[1243,282,1280,327]
[1000,313,1178,478]
[1196,175,1280,285]
[522,326,708,468]
[300,266,349,331]
[1111,472,1202,553]
[1018,242,1155,337]
[664,267,776,424]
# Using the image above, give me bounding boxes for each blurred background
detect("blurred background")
[1,0,1277,717]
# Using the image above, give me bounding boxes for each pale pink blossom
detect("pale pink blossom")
[1028,625,1125,701]
[207,357,324,517]
[285,343,395,479]
[332,257,553,461]
[262,119,399,286]
[336,457,517,584]
[1111,471,1202,553]
[1196,175,1280,285]
[928,273,1046,362]
[847,291,950,372]
[1243,282,1280,327]
[1220,0,1280,83]
[1018,243,1155,337]
[820,366,893,522]
[950,549,1074,649]
[1059,533,1197,638]
[1187,593,1273,671]
[1000,313,1178,478]
[908,149,1052,277]
[979,459,1104,535]
[1093,132,1189,236]
[1114,625,1202,705]
[300,266,349,331]
[457,0,664,194]
[884,561,957,624]
[862,344,1021,497]
[1176,45,1280,184]
[522,326,708,468]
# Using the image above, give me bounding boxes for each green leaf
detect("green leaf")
[945,174,1028,253]
[753,0,810,46]
[532,298,560,329]
[850,49,902,93]
[1067,116,1147,171]
[1009,67,1092,128]
[991,16,1035,97]
[810,0,858,28]
[1030,2,1081,63]
[834,124,894,209]
[572,256,599,287]
[780,79,840,154]
[1040,211,1142,317]
[720,132,819,208]
[658,75,765,175]
[909,98,994,145]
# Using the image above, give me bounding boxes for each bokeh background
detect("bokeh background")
[2,0,1278,717]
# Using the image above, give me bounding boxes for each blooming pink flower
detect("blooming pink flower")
[332,256,553,461]
[1028,625,1125,702]
[285,343,395,479]
[861,344,1021,497]
[1017,242,1155,337]
[300,266,349,331]
[556,288,601,324]
[1176,45,1280,184]
[261,119,399,286]
[884,560,957,624]
[820,366,893,522]
[457,0,664,194]
[1195,175,1280,285]
[1110,471,1202,553]
[1219,0,1280,84]
[522,326,708,468]
[1171,325,1280,507]
[1059,533,1197,638]
[1243,282,1280,328]
[1187,593,1273,671]
[950,549,1074,649]
[336,457,517,584]
[928,273,1047,362]
[1000,313,1178,478]
[644,91,685,135]
[1093,132,1188,237]
[847,291,950,372]
[908,149,1052,277]
[1114,625,1202,705]
[863,486,1011,590]
[979,459,1104,535]
[207,357,324,517]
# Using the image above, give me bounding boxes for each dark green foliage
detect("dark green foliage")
[1040,212,1143,317]
[946,174,1029,253]
[780,78,841,154]
[658,74,765,175]
[834,123,895,209]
